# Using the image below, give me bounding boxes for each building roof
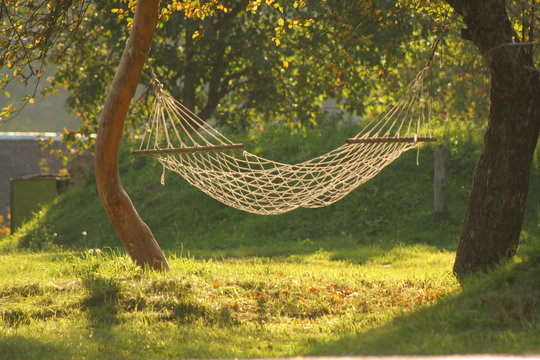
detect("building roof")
[0,132,63,141]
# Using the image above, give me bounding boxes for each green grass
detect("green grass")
[0,247,460,359]
[1,117,539,358]
[1,243,539,358]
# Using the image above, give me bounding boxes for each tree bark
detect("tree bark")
[182,23,197,112]
[444,1,540,278]
[95,0,168,270]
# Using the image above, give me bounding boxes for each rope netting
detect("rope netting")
[134,66,434,215]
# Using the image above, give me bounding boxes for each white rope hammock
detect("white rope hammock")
[134,66,435,215]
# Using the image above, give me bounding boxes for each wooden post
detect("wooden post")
[434,145,447,219]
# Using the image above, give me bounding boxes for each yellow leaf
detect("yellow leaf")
[28,97,34,104]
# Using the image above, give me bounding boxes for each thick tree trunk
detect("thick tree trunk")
[95,0,168,270]
[444,1,540,277]
[454,80,539,276]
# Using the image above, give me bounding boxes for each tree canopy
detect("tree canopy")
[2,1,497,155]
[2,1,494,139]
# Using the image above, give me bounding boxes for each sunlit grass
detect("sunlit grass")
[0,247,461,359]
[2,243,539,358]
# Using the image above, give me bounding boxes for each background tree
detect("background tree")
[46,0,429,150]
[0,0,90,122]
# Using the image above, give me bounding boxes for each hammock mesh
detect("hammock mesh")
[135,67,433,215]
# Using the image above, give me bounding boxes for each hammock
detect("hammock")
[133,66,435,215]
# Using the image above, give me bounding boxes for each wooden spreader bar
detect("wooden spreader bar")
[132,143,245,155]
[346,137,436,144]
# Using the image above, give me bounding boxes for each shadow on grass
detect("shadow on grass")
[81,276,121,327]
[0,335,68,360]
[307,250,540,355]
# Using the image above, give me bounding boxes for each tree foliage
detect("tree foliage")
[2,1,535,143]
[1,0,498,156]
[0,0,90,122]
[39,0,447,153]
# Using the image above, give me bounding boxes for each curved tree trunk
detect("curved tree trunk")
[445,1,540,278]
[95,0,168,270]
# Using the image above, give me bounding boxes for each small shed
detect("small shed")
[10,173,69,233]
[0,132,67,222]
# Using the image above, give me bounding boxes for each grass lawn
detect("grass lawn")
[1,119,539,358]
[1,241,539,359]
[0,246,459,358]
